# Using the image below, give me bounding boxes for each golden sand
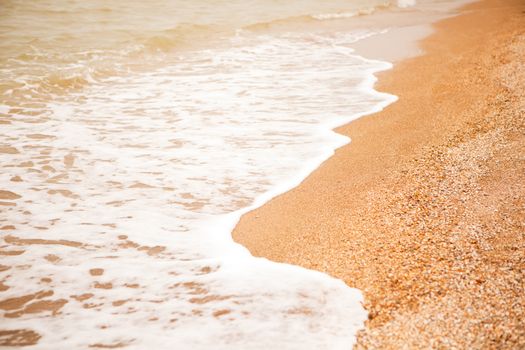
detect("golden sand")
[233,0,525,347]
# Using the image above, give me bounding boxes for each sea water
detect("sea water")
[0,0,466,348]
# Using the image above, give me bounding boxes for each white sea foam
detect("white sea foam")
[397,0,417,8]
[312,12,359,20]
[1,30,396,348]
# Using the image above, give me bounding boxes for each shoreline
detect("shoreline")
[233,0,525,347]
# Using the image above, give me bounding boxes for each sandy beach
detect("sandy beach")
[233,0,525,348]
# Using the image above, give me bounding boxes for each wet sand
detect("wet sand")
[233,0,525,348]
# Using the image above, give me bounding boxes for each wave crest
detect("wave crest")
[142,24,215,52]
[397,0,417,8]
[243,2,396,33]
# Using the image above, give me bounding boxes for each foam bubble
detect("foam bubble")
[312,12,359,20]
[397,0,417,8]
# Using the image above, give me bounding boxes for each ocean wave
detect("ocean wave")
[42,72,94,91]
[141,24,217,53]
[6,66,105,100]
[243,0,414,33]
[242,15,317,32]
[311,12,359,20]
[397,0,417,8]
[312,2,392,20]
